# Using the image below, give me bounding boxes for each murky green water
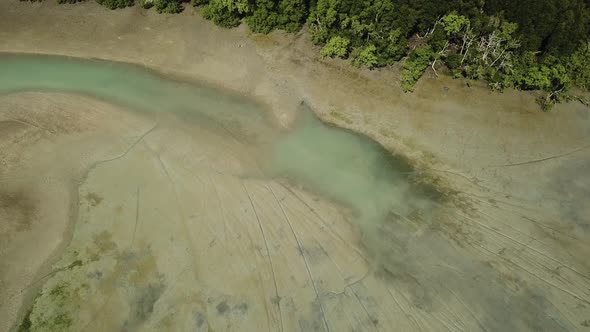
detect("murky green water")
[0,53,437,230]
[0,53,269,138]
[3,53,571,332]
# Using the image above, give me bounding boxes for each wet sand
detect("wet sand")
[1,1,590,332]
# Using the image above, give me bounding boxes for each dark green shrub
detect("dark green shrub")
[202,4,243,28]
[139,0,153,8]
[246,0,279,33]
[445,53,462,70]
[401,46,435,92]
[96,0,134,10]
[155,0,183,13]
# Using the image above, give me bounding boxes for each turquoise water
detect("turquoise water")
[0,54,258,114]
[0,53,269,141]
[0,53,437,229]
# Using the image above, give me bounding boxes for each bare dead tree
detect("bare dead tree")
[417,16,443,39]
[431,41,450,77]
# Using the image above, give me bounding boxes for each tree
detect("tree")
[441,12,470,37]
[484,0,590,56]
[568,41,590,91]
[383,28,408,63]
[196,0,590,107]
[28,0,589,107]
[139,0,154,8]
[353,45,378,68]
[202,0,251,28]
[321,36,350,58]
[246,0,307,33]
[308,0,340,44]
[277,0,307,32]
[247,0,279,33]
[440,18,522,89]
[96,0,133,9]
[155,0,183,13]
[401,45,434,92]
[425,13,470,77]
[523,65,553,90]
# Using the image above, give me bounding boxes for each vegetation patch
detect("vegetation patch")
[154,0,183,13]
[192,0,590,110]
[321,36,350,59]
[17,307,33,332]
[21,0,590,109]
[96,0,134,9]
[329,110,353,125]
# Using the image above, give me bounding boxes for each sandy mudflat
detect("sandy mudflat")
[1,1,590,332]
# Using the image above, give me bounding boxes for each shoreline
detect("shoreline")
[0,51,280,126]
[1,2,590,331]
[0,93,158,332]
[0,48,459,205]
[0,50,440,186]
[2,2,587,173]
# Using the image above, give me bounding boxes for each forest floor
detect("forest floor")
[1,1,590,331]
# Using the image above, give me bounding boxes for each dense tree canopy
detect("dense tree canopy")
[484,0,590,56]
[33,0,590,110]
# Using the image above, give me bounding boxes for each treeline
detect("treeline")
[24,0,590,110]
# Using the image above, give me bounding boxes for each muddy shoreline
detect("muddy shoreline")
[1,1,590,331]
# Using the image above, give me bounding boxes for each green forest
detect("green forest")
[24,0,590,110]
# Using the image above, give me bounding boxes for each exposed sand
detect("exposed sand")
[1,1,590,332]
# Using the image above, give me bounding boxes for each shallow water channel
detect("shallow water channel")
[1,53,573,332]
[0,53,442,331]
[0,53,437,227]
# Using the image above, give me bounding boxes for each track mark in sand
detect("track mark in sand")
[326,274,370,298]
[87,124,158,173]
[456,208,590,293]
[141,139,200,278]
[339,298,366,332]
[453,211,590,306]
[11,125,159,300]
[131,185,140,245]
[156,263,193,307]
[395,286,448,332]
[409,293,456,332]
[462,191,588,248]
[439,282,488,332]
[418,167,489,192]
[487,143,590,168]
[541,293,580,331]
[476,243,590,305]
[267,184,331,332]
[421,278,468,332]
[432,314,460,332]
[288,210,351,285]
[349,285,383,332]
[11,260,80,299]
[521,216,584,244]
[242,181,284,332]
[460,191,540,214]
[386,287,425,332]
[2,118,54,134]
[277,185,371,286]
[209,175,230,244]
[278,183,368,262]
[473,209,590,280]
